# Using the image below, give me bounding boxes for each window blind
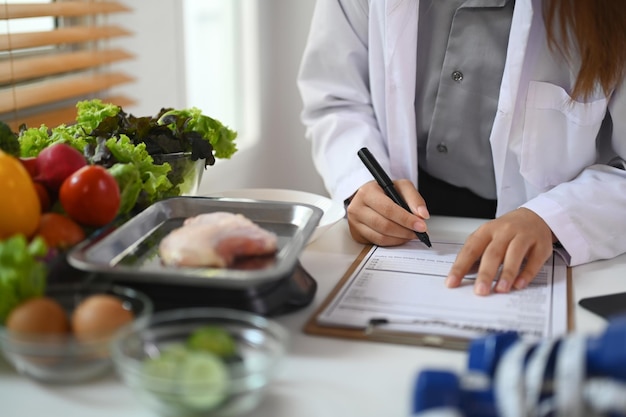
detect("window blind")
[0,0,135,131]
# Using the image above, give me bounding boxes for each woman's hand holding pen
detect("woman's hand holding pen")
[445,208,555,296]
[346,179,430,246]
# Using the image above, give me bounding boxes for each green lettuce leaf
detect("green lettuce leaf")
[75,99,122,134]
[108,162,143,215]
[18,124,91,158]
[0,235,48,324]
[105,136,173,209]
[158,107,238,160]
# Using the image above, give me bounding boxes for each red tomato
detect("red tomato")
[36,212,86,249]
[59,165,121,227]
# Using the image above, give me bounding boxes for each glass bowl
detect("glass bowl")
[110,307,289,417]
[152,152,206,196]
[0,283,153,384]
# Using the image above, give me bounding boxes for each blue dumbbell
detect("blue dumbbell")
[414,315,626,417]
[466,315,626,381]
[586,314,626,380]
[412,370,497,417]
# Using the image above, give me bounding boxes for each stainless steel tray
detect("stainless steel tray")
[67,196,323,289]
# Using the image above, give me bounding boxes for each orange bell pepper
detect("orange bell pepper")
[0,150,41,239]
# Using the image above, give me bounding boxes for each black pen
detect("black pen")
[357,147,432,248]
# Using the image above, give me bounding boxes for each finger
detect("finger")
[377,200,428,234]
[347,198,416,245]
[394,180,430,220]
[493,239,531,294]
[349,219,415,246]
[362,203,419,240]
[375,184,429,233]
[473,241,509,296]
[358,183,428,236]
[445,232,488,289]
[513,245,553,290]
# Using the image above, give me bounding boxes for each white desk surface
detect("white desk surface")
[2,216,624,417]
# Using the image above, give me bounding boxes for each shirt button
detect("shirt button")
[436,143,448,153]
[451,70,463,82]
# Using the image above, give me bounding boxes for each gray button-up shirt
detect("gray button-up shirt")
[415,0,514,200]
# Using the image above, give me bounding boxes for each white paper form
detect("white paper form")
[317,241,569,342]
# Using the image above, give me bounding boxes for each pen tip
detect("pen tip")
[418,232,432,248]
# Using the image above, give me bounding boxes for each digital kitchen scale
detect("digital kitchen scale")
[48,257,317,317]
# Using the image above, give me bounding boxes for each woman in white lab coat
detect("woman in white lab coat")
[297,0,626,295]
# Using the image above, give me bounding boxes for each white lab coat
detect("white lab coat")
[297,0,626,266]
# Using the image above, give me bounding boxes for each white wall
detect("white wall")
[110,0,327,197]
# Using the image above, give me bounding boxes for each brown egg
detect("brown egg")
[71,294,134,340]
[6,297,70,335]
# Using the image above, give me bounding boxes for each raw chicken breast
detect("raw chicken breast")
[159,212,278,268]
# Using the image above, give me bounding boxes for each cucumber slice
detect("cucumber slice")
[141,345,230,411]
[178,351,229,410]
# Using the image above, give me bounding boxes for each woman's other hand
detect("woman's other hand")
[346,180,429,246]
[445,208,555,296]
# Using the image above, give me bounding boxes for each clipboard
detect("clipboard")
[304,245,574,351]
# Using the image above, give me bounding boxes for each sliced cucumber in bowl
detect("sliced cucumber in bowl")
[141,345,230,412]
